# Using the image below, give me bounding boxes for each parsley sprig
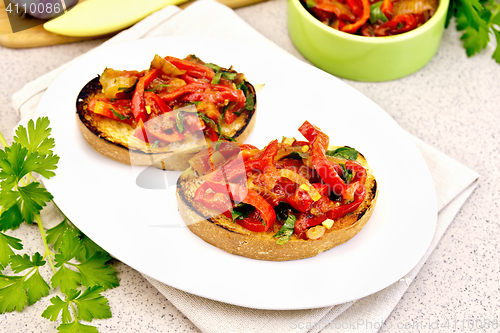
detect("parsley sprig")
[0,117,119,332]
[447,0,500,63]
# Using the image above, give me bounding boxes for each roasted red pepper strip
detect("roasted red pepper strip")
[294,214,327,239]
[287,186,313,213]
[164,56,215,80]
[341,0,370,33]
[374,14,417,36]
[298,121,347,195]
[203,154,246,184]
[204,126,219,142]
[229,184,276,232]
[158,82,208,102]
[345,160,367,184]
[245,139,279,173]
[131,68,160,122]
[144,91,172,115]
[327,182,366,220]
[88,98,133,124]
[194,183,232,213]
[311,0,356,22]
[346,0,363,17]
[380,0,393,19]
[201,180,276,232]
[143,112,185,143]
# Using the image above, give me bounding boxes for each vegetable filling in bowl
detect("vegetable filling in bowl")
[301,0,438,36]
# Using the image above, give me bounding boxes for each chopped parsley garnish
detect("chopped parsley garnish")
[151,140,160,149]
[175,112,185,133]
[339,163,354,184]
[230,203,254,223]
[273,212,297,245]
[110,108,131,120]
[326,146,359,160]
[237,82,255,111]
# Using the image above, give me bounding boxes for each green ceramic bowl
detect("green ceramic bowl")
[287,0,449,81]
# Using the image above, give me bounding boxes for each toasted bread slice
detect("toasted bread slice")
[176,146,378,261]
[76,73,256,171]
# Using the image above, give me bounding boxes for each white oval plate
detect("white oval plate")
[36,36,437,310]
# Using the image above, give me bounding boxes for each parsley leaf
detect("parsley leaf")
[13,117,55,155]
[46,218,75,250]
[54,229,84,265]
[58,320,99,333]
[450,0,500,63]
[0,232,23,270]
[75,252,119,290]
[10,252,45,273]
[273,212,297,245]
[42,286,111,332]
[0,275,25,312]
[76,234,106,264]
[42,295,72,322]
[74,286,112,321]
[110,108,131,121]
[237,82,255,111]
[326,147,359,160]
[0,253,50,311]
[0,202,23,231]
[17,182,54,224]
[230,203,254,223]
[24,269,50,305]
[339,163,354,184]
[51,266,82,294]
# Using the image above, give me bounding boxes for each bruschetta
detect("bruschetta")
[76,54,257,170]
[176,121,378,261]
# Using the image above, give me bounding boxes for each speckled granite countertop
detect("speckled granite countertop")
[1,0,499,331]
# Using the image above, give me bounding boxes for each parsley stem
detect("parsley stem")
[70,301,78,321]
[35,214,56,274]
[0,129,8,148]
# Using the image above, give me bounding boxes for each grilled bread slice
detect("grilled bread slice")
[76,68,256,171]
[176,145,378,261]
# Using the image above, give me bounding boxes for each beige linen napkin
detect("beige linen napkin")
[12,1,479,332]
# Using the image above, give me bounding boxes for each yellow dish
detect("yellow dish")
[44,0,186,37]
